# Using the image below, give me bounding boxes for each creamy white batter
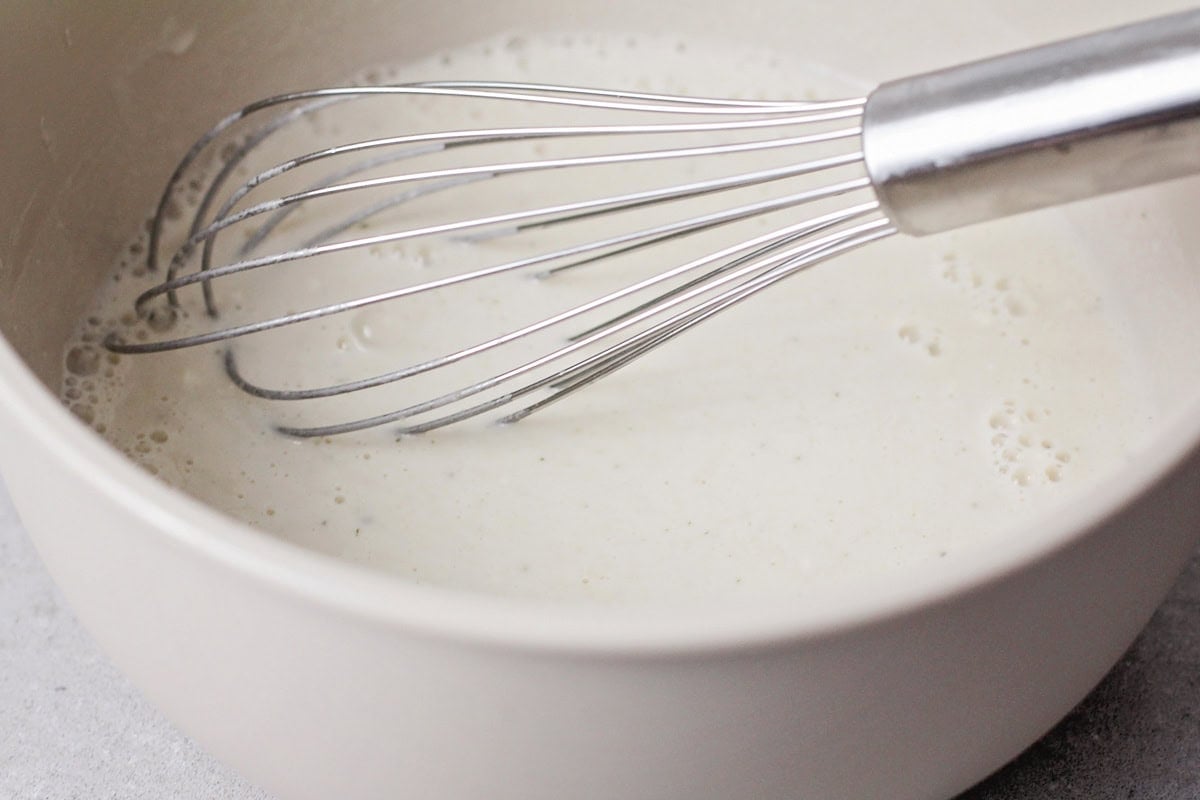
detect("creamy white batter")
[60,33,1149,608]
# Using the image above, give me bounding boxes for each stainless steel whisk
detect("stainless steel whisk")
[105,10,1200,437]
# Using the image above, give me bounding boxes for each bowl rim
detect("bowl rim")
[2,331,1198,656]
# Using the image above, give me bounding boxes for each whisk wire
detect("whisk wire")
[160,124,863,305]
[224,196,881,405]
[112,156,868,345]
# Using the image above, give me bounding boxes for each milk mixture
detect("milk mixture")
[60,33,1149,607]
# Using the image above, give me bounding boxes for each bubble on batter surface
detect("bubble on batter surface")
[987,400,1076,488]
[65,345,101,377]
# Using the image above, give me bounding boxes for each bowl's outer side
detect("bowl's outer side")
[3,386,1199,800]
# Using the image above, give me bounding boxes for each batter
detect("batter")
[60,32,1149,607]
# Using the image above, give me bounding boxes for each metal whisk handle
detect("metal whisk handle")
[864,8,1200,236]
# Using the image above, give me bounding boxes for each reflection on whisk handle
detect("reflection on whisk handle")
[864,8,1200,236]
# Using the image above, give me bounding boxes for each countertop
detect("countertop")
[1,474,1197,800]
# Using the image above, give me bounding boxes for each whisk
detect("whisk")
[105,10,1200,437]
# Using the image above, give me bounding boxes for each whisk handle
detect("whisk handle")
[863,9,1200,236]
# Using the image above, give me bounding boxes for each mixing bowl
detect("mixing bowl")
[2,1,1199,798]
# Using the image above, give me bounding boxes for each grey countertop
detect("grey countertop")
[1,474,1197,800]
